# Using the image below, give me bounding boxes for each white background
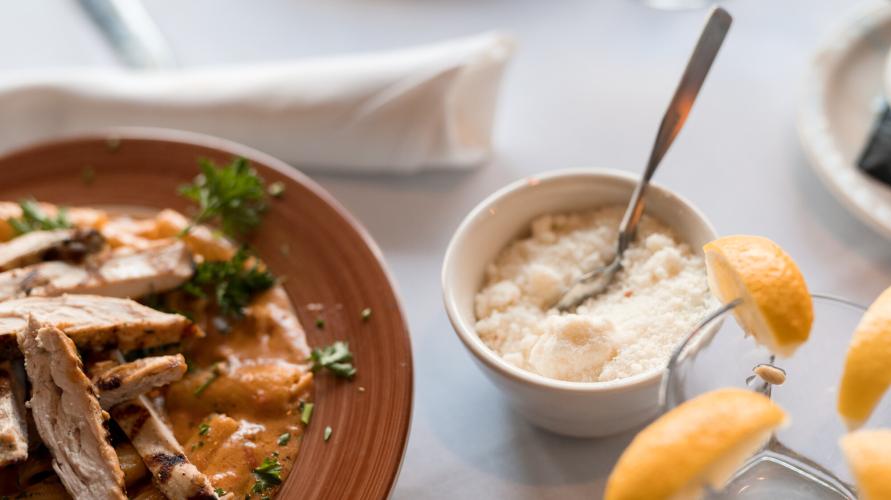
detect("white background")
[2,1,888,498]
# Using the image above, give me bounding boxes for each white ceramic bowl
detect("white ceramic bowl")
[442,169,718,437]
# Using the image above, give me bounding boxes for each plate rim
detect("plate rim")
[0,126,415,499]
[797,0,891,240]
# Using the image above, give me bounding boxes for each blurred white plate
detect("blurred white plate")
[798,1,891,239]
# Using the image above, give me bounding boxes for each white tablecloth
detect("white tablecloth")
[2,1,886,498]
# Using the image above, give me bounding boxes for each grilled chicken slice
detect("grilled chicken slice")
[17,317,126,500]
[111,396,218,500]
[93,354,187,409]
[0,295,200,357]
[0,228,105,271]
[0,360,27,466]
[0,239,193,302]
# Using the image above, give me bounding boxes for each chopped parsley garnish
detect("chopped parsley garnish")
[81,166,96,185]
[361,307,372,322]
[324,426,332,441]
[214,488,226,497]
[9,199,72,235]
[105,137,121,151]
[277,432,291,446]
[267,181,285,198]
[179,157,267,238]
[314,317,325,329]
[198,422,211,436]
[309,341,356,379]
[251,455,283,493]
[194,364,221,396]
[300,402,314,425]
[182,248,275,318]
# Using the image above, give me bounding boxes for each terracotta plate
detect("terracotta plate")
[0,128,413,500]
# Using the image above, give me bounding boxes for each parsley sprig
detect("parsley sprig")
[251,455,283,493]
[179,157,267,238]
[182,248,275,318]
[9,200,72,235]
[309,341,356,379]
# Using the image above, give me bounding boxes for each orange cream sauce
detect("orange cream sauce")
[165,286,313,498]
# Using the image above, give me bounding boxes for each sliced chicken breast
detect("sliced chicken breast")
[0,360,27,466]
[111,395,218,500]
[0,239,193,302]
[93,354,187,409]
[0,295,200,357]
[17,317,126,500]
[0,228,105,271]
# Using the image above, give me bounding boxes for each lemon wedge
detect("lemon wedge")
[837,286,891,429]
[840,429,891,500]
[604,388,787,500]
[703,235,813,357]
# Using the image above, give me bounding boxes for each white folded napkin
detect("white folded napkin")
[0,32,514,174]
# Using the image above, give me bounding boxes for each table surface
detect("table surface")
[3,1,890,498]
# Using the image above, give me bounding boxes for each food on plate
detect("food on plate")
[0,158,344,499]
[111,396,216,499]
[703,235,813,357]
[0,200,106,242]
[837,285,891,428]
[92,355,188,409]
[839,429,891,500]
[116,441,149,487]
[18,317,127,499]
[0,239,193,302]
[475,206,715,382]
[0,360,27,466]
[0,227,104,271]
[604,388,787,500]
[0,295,200,356]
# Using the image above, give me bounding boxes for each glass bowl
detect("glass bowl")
[661,294,891,499]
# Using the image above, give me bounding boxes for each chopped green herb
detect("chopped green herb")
[194,364,220,396]
[277,432,291,446]
[361,307,372,322]
[182,248,275,318]
[179,157,267,238]
[267,181,285,198]
[198,422,211,436]
[300,402,314,425]
[214,488,226,497]
[314,317,325,329]
[8,200,72,235]
[324,426,332,441]
[81,166,96,185]
[251,455,283,493]
[309,341,356,379]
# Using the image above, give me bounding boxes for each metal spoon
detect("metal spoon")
[554,6,733,312]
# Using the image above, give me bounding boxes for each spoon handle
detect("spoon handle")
[616,7,732,252]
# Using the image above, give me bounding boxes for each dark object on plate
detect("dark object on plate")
[0,128,413,500]
[858,104,891,185]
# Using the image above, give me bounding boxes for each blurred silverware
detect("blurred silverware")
[77,0,176,70]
